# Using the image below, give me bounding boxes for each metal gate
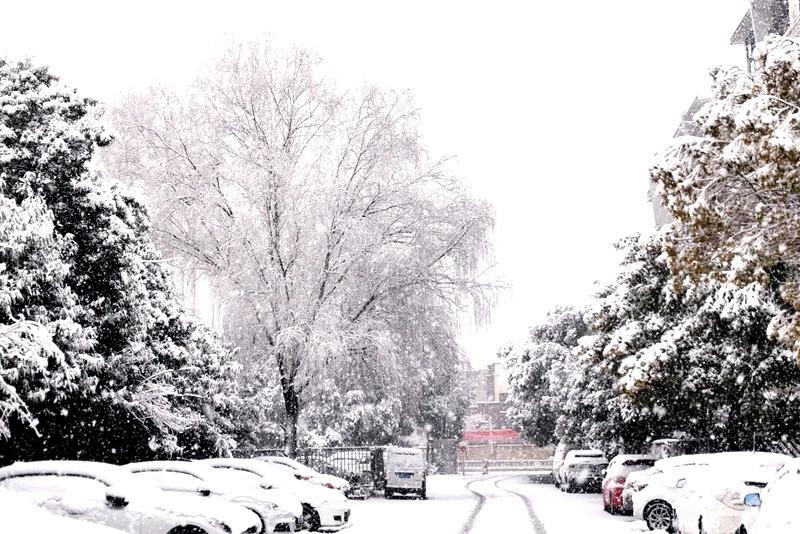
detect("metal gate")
[234,446,375,479]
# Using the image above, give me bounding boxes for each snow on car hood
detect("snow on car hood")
[318,473,350,490]
[287,479,348,506]
[0,488,126,534]
[247,487,303,518]
[157,493,260,534]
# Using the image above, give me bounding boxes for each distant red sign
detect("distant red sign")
[462,429,521,443]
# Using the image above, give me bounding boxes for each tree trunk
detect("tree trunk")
[278,354,301,457]
[285,402,299,457]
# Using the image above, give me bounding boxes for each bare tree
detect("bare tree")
[105,42,495,454]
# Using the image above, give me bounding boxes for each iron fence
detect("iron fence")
[234,446,376,478]
[458,459,551,473]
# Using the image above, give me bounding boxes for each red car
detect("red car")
[602,454,656,514]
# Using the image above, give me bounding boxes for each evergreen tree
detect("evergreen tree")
[558,232,800,453]
[0,59,240,462]
[651,35,800,357]
[504,307,586,446]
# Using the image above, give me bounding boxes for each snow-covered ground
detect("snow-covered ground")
[347,473,656,534]
[347,474,475,534]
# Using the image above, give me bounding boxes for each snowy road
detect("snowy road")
[346,474,654,534]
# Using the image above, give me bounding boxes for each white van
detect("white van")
[382,447,427,499]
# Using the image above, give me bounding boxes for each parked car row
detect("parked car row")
[0,456,353,534]
[622,451,795,533]
[553,441,799,533]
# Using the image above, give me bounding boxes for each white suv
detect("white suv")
[629,454,716,531]
[672,452,789,534]
[738,459,800,534]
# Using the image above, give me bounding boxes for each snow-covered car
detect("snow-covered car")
[601,454,655,514]
[381,446,427,499]
[1,487,127,534]
[321,450,372,479]
[126,460,300,533]
[558,449,608,493]
[736,459,800,534]
[255,456,350,493]
[0,460,260,534]
[552,441,580,488]
[672,452,790,534]
[201,458,351,532]
[628,454,718,531]
[622,453,712,517]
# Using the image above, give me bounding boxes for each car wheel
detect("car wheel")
[302,503,321,531]
[644,500,674,532]
[735,527,748,534]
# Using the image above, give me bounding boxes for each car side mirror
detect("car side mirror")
[105,491,129,509]
[744,493,762,507]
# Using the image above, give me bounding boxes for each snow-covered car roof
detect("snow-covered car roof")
[256,456,308,469]
[199,458,297,484]
[606,455,655,476]
[563,450,608,466]
[254,457,350,490]
[0,460,139,488]
[678,454,792,487]
[201,458,347,505]
[656,451,789,471]
[127,460,219,479]
[386,446,423,455]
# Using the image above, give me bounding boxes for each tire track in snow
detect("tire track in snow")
[458,475,547,534]
[458,476,489,534]
[494,476,548,534]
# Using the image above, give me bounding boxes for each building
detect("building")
[731,0,793,71]
[468,362,508,404]
[650,0,800,227]
[463,362,522,443]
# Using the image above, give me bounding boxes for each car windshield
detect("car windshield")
[622,459,655,467]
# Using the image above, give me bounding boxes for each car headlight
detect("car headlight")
[210,519,232,534]
[717,489,745,511]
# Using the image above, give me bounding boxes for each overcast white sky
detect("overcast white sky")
[1,0,749,367]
